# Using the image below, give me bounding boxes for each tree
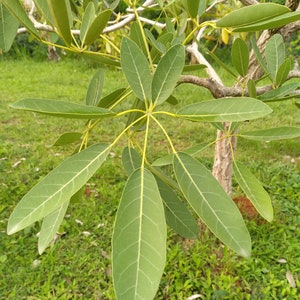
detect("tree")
[1,1,300,299]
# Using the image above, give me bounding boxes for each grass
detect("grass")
[0,57,299,299]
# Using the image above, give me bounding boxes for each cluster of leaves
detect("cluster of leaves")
[1,1,300,299]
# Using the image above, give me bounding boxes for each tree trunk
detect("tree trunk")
[212,123,237,196]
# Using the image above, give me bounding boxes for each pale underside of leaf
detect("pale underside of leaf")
[7,144,110,235]
[38,198,70,254]
[112,168,166,300]
[173,152,251,258]
[176,98,272,122]
[10,98,114,119]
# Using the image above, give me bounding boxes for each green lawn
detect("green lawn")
[0,58,299,299]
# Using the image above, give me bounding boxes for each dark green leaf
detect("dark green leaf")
[186,0,201,18]
[173,153,251,257]
[152,142,210,167]
[233,161,273,222]
[155,176,198,239]
[112,169,166,300]
[52,132,82,146]
[10,99,115,119]
[183,64,207,72]
[275,58,292,87]
[247,79,257,98]
[176,97,272,122]
[122,147,142,176]
[98,88,127,108]
[86,69,104,106]
[7,144,111,235]
[79,51,120,67]
[83,9,112,46]
[240,127,300,141]
[231,38,249,77]
[258,82,300,101]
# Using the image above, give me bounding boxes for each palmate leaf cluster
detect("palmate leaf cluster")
[2,1,300,299]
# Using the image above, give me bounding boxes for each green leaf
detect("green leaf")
[104,0,121,10]
[155,176,198,239]
[34,0,54,26]
[150,32,173,63]
[216,3,290,28]
[112,169,166,300]
[233,11,300,32]
[146,28,166,54]
[130,22,148,57]
[0,4,19,52]
[176,97,272,122]
[265,34,285,81]
[122,147,142,176]
[231,38,249,77]
[183,64,207,72]
[79,51,120,67]
[152,143,210,167]
[247,79,257,98]
[7,144,111,235]
[240,127,300,141]
[86,69,104,106]
[186,0,201,19]
[83,9,112,46]
[52,132,82,146]
[173,153,251,257]
[258,82,300,101]
[121,37,152,102]
[38,199,70,254]
[80,2,96,44]
[2,0,40,39]
[47,0,72,45]
[275,58,292,87]
[98,88,127,109]
[152,44,185,105]
[10,99,115,119]
[233,161,273,222]
[250,35,269,76]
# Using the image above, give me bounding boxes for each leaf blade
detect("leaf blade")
[233,161,273,222]
[10,99,115,119]
[121,37,152,102]
[38,198,70,254]
[176,97,272,122]
[231,38,249,77]
[7,144,111,235]
[112,169,166,300]
[173,153,251,257]
[83,9,112,46]
[0,4,19,52]
[240,127,300,141]
[152,44,185,105]
[47,0,72,45]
